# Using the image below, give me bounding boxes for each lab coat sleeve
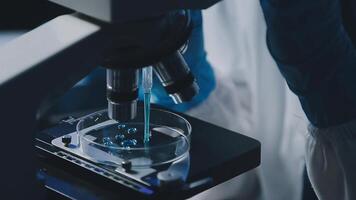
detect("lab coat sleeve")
[260,0,356,128]
[306,120,356,200]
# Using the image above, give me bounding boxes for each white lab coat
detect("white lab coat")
[187,0,309,199]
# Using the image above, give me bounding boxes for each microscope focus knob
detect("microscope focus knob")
[61,135,72,147]
[157,170,184,189]
[121,160,132,172]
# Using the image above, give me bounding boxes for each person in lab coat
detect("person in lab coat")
[185,1,309,199]
[260,0,356,199]
[192,0,356,200]
[189,0,356,199]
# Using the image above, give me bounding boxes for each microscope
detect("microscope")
[0,0,260,199]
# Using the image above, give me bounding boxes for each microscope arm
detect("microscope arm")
[0,14,108,198]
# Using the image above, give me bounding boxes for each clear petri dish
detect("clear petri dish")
[76,107,191,168]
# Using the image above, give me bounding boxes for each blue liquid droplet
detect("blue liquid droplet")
[102,137,114,146]
[118,124,126,130]
[115,134,125,141]
[121,139,137,148]
[127,128,137,134]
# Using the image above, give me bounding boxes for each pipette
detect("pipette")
[142,66,153,145]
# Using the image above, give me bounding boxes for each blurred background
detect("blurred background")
[0,1,105,128]
[0,0,69,30]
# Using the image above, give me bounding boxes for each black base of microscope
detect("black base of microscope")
[35,108,260,199]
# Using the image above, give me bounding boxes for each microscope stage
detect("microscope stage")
[36,109,260,199]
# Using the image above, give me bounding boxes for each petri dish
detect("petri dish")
[76,107,191,168]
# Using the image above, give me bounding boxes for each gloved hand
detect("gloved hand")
[260,0,356,199]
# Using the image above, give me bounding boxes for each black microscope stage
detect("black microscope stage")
[35,108,260,199]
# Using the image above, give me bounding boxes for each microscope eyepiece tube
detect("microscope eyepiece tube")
[154,51,199,104]
[107,68,139,121]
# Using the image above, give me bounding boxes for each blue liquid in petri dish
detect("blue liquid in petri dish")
[102,137,115,146]
[120,139,138,149]
[118,124,126,130]
[87,124,184,150]
[127,128,138,134]
[115,134,125,141]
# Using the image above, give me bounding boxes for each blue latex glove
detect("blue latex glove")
[260,0,356,128]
